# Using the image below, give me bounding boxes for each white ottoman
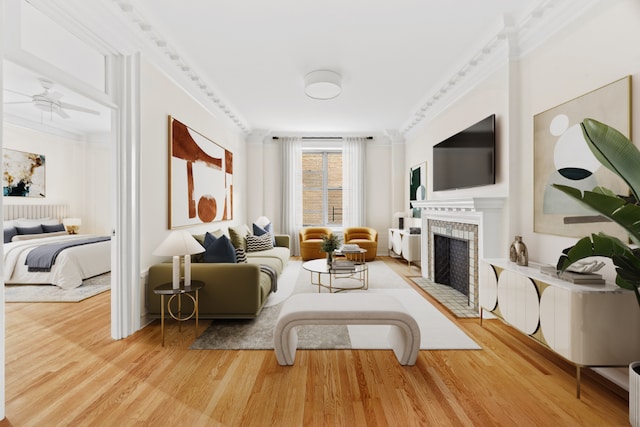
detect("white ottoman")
[273,293,421,365]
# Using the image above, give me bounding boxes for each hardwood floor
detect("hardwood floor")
[1,257,630,426]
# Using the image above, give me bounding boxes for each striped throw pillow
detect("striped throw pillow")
[246,233,274,252]
[235,247,248,263]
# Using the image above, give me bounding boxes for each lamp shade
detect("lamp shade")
[153,230,205,257]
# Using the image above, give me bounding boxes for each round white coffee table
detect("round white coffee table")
[302,258,368,293]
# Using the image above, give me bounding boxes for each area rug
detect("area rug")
[5,272,111,303]
[191,261,480,351]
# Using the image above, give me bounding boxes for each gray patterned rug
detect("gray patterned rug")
[190,261,480,351]
[5,272,111,303]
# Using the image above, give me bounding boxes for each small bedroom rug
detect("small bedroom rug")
[5,272,111,303]
[191,260,480,351]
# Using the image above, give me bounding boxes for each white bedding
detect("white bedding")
[4,234,111,289]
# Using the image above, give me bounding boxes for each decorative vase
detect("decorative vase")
[631,361,640,427]
[509,235,528,266]
[326,251,333,265]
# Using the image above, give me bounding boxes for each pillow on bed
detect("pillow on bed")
[4,227,17,243]
[12,231,67,241]
[42,223,66,233]
[15,225,43,235]
[14,218,52,227]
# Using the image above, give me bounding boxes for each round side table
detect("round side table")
[153,280,204,346]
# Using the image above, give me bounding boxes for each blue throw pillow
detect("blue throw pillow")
[4,227,17,243]
[42,223,66,233]
[15,225,43,235]
[202,232,237,263]
[253,222,276,245]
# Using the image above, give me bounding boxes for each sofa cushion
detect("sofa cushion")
[246,246,290,274]
[203,233,237,263]
[229,224,250,250]
[246,233,274,252]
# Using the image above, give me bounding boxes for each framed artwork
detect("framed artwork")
[409,162,427,218]
[533,76,631,239]
[2,148,46,198]
[168,116,233,229]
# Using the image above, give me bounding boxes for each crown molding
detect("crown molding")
[400,0,601,136]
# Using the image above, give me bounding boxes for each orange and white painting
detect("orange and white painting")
[169,116,233,228]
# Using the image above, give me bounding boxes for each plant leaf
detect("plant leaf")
[581,118,640,201]
[552,184,640,245]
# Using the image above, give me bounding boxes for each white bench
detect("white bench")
[273,293,421,365]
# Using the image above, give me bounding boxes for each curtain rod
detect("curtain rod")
[272,136,373,140]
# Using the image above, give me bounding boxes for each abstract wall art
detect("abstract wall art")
[409,162,427,218]
[2,148,46,198]
[168,116,233,229]
[533,76,631,239]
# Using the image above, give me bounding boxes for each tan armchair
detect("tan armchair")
[344,227,378,261]
[299,227,332,260]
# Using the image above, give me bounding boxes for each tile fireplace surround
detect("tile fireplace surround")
[412,198,506,314]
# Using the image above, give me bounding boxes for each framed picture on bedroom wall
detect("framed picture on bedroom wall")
[2,148,46,198]
[409,162,426,218]
[168,116,233,229]
[533,76,630,240]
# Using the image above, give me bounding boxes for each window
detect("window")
[302,151,342,226]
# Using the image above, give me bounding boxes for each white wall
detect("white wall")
[3,124,110,234]
[405,0,640,278]
[139,57,246,272]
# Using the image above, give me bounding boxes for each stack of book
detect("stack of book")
[539,266,605,285]
[330,260,355,273]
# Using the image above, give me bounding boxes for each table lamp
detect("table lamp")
[63,218,82,234]
[153,230,205,289]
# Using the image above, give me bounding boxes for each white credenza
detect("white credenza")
[388,228,421,268]
[481,259,640,397]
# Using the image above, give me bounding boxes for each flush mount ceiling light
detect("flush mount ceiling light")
[304,70,342,100]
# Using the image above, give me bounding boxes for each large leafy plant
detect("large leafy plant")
[554,118,640,308]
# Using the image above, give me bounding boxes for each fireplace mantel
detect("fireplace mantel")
[411,197,506,212]
[413,197,507,287]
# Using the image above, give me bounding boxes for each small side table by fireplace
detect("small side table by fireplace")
[153,280,204,346]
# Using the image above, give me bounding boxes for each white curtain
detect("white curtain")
[280,137,303,256]
[342,137,366,228]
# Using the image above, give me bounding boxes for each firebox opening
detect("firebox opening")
[434,234,469,299]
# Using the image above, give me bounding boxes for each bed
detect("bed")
[3,204,111,290]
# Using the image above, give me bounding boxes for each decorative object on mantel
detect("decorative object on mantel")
[393,211,407,229]
[552,118,640,424]
[509,235,528,266]
[533,76,630,240]
[153,230,205,289]
[320,233,341,265]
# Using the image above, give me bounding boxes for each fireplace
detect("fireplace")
[429,220,478,309]
[434,234,470,297]
[411,197,506,315]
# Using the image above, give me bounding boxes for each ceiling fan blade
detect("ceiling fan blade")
[3,101,34,105]
[4,88,32,98]
[54,107,70,119]
[48,91,64,101]
[59,102,100,115]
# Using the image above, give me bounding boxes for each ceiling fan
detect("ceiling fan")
[4,78,100,119]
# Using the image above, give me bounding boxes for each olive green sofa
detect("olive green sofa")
[146,234,290,319]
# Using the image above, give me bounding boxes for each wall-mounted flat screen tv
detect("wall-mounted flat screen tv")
[432,114,495,191]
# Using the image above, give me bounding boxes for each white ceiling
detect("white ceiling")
[131,0,541,134]
[3,0,584,137]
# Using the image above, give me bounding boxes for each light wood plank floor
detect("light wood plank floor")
[1,257,630,426]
